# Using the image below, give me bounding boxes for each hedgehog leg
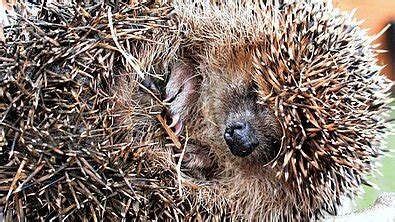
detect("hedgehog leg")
[164,61,198,136]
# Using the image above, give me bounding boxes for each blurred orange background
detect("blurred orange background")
[337,0,395,80]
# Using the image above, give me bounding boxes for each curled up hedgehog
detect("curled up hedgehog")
[0,0,393,221]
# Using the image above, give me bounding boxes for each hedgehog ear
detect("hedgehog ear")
[165,61,199,120]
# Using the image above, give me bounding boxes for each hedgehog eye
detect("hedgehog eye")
[247,85,259,98]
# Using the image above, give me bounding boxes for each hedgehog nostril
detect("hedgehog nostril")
[224,120,258,157]
[225,120,247,136]
[226,120,249,138]
[232,121,246,130]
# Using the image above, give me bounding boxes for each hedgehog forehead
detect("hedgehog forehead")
[214,85,268,124]
[202,53,272,117]
[203,51,259,88]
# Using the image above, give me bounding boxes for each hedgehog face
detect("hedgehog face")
[210,79,282,165]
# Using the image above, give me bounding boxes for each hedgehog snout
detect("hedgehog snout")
[224,120,259,157]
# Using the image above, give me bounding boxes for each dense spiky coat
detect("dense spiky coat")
[0,0,392,221]
[0,3,191,221]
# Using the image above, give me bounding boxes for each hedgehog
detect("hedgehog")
[0,0,392,221]
[161,0,393,220]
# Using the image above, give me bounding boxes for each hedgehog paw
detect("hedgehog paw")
[180,142,215,180]
[164,61,197,136]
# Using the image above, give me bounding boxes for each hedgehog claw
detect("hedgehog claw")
[166,112,184,136]
[169,114,180,128]
[174,121,183,136]
[163,96,172,104]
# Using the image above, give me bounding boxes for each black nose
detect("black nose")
[224,120,259,157]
